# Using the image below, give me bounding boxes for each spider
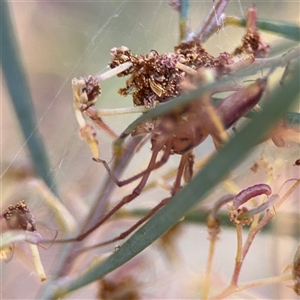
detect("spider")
[52,4,276,250]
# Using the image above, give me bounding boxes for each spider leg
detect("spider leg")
[85,108,118,139]
[93,142,172,187]
[78,197,172,251]
[172,152,192,195]
[76,152,191,252]
[53,138,172,244]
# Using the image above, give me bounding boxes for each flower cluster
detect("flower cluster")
[2,200,36,232]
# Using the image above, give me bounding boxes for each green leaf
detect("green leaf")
[257,19,300,41]
[1,1,58,195]
[49,62,299,300]
[225,16,300,41]
[124,208,299,237]
[179,0,190,41]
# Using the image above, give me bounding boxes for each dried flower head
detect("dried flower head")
[233,6,270,58]
[109,46,137,76]
[72,76,102,111]
[174,40,215,68]
[229,206,253,226]
[82,76,102,109]
[108,40,240,109]
[2,200,36,232]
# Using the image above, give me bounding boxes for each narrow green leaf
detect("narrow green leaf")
[125,209,299,237]
[257,19,300,41]
[1,1,57,195]
[179,0,190,41]
[225,16,300,41]
[49,63,299,300]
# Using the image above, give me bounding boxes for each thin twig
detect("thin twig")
[230,223,243,286]
[186,0,230,43]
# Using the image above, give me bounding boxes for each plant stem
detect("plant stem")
[231,224,243,286]
[187,0,230,43]
[179,0,190,41]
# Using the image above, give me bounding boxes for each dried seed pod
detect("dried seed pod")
[233,184,272,208]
